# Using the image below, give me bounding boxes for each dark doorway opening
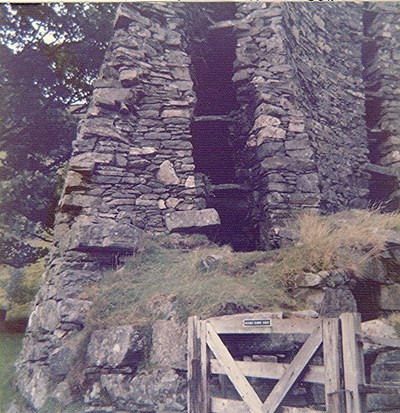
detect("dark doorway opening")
[353,280,381,322]
[191,121,235,184]
[362,8,398,209]
[188,5,257,251]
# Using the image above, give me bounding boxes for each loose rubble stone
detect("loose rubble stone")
[295,273,322,288]
[157,160,180,185]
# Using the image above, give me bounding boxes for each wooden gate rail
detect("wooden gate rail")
[188,312,400,413]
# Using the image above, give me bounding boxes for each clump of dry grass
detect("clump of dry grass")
[285,209,400,279]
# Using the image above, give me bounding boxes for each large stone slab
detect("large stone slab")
[165,209,220,232]
[69,219,142,253]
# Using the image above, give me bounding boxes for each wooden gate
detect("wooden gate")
[188,312,400,413]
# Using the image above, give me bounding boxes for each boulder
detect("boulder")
[295,272,322,288]
[87,326,146,371]
[157,160,180,185]
[361,319,398,339]
[165,209,221,232]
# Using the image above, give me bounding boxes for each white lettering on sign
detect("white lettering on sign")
[243,319,272,327]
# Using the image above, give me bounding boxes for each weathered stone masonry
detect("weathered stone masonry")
[231,2,368,248]
[364,2,400,207]
[11,3,400,412]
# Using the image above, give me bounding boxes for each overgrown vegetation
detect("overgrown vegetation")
[281,208,400,280]
[84,209,400,329]
[0,258,44,320]
[0,333,23,413]
[84,238,297,328]
[0,3,116,269]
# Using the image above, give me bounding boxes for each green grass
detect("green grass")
[84,238,298,328]
[83,209,400,330]
[0,333,23,413]
[0,258,44,319]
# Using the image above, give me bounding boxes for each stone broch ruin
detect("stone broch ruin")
[10,2,400,412]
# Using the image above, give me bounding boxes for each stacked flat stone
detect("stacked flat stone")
[14,4,214,411]
[365,3,400,203]
[11,3,400,413]
[231,2,369,249]
[60,3,213,240]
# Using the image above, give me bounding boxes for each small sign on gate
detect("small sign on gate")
[243,318,272,327]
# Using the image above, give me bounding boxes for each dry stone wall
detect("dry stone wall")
[231,2,369,249]
[10,3,400,413]
[14,4,219,411]
[283,3,369,212]
[59,2,218,241]
[364,3,400,207]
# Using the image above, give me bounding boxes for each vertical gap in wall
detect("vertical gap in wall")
[353,280,381,321]
[189,4,257,251]
[363,7,397,208]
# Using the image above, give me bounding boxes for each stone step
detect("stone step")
[210,183,250,192]
[209,20,240,30]
[193,114,233,122]
[365,163,399,178]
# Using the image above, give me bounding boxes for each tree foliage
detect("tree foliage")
[0,3,117,266]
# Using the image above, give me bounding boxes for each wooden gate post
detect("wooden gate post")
[322,318,345,413]
[200,320,211,413]
[340,313,367,413]
[188,316,201,413]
